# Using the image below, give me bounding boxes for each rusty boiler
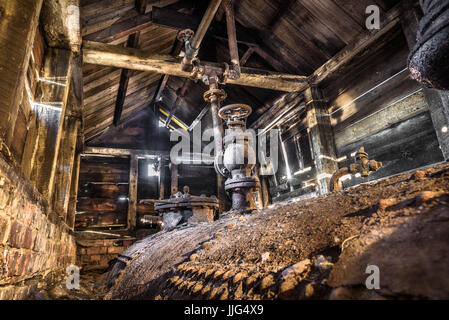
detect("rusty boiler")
[408,0,449,90]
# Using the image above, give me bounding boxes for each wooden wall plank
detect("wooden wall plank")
[0,0,43,148]
[127,153,138,230]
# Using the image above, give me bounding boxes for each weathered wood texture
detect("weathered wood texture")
[86,108,172,153]
[75,156,130,230]
[40,0,82,51]
[304,87,338,195]
[324,23,445,189]
[67,152,81,229]
[10,27,45,163]
[80,0,179,141]
[26,48,73,202]
[82,41,308,92]
[265,11,443,199]
[0,0,43,148]
[127,153,138,230]
[52,117,80,219]
[113,32,141,126]
[339,112,444,189]
[53,54,84,219]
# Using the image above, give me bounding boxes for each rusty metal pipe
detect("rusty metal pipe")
[329,147,382,192]
[209,84,224,157]
[224,0,241,78]
[181,0,223,71]
[329,167,349,192]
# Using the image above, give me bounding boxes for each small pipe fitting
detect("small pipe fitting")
[330,147,382,192]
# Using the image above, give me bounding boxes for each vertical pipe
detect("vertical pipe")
[128,153,138,230]
[209,81,224,158]
[171,163,178,195]
[158,156,165,199]
[191,0,223,49]
[181,0,223,70]
[224,0,241,76]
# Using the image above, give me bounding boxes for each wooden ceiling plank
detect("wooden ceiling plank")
[310,5,402,86]
[299,0,364,44]
[85,75,159,120]
[84,71,158,111]
[82,4,136,37]
[84,12,152,43]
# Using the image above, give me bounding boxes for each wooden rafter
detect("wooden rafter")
[113,0,147,126]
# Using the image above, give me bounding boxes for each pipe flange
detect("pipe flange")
[203,89,227,102]
[227,120,246,128]
[225,177,259,191]
[177,29,194,41]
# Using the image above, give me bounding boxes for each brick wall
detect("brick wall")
[76,238,136,270]
[0,155,76,299]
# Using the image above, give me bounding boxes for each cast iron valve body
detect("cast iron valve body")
[218,104,260,213]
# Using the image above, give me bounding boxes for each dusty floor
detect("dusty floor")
[32,271,109,300]
[41,162,449,300]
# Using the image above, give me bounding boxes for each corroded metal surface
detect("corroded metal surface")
[142,186,219,229]
[219,103,260,213]
[330,147,382,192]
[105,164,449,300]
[408,0,449,90]
[105,215,240,299]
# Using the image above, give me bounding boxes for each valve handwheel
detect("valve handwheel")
[177,29,194,41]
[218,104,252,123]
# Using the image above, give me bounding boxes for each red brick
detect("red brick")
[86,247,102,255]
[26,254,36,274]
[31,209,42,230]
[22,202,34,225]
[6,251,21,277]
[8,221,23,248]
[22,227,34,250]
[108,246,124,254]
[0,214,10,244]
[20,253,31,276]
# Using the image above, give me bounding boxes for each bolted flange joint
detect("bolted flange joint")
[203,89,227,103]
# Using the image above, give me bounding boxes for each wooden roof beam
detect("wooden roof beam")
[82,41,308,92]
[40,0,82,52]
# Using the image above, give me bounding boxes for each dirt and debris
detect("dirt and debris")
[31,271,109,300]
[49,163,449,300]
